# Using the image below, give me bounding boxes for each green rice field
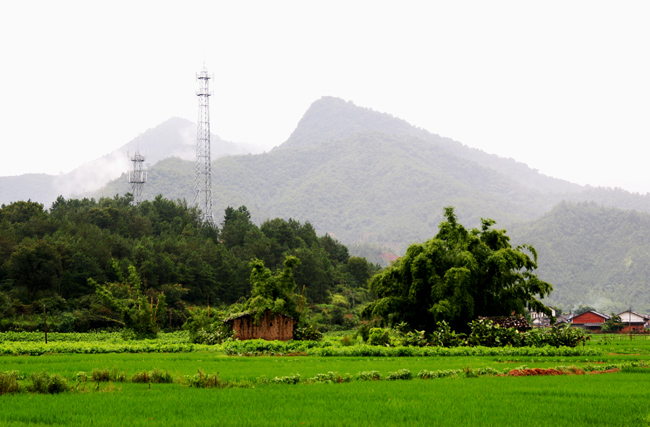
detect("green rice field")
[2,332,650,426]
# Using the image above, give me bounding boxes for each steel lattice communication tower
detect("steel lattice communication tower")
[127,149,147,205]
[194,65,215,225]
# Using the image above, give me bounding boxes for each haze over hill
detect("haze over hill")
[95,96,650,233]
[0,118,249,207]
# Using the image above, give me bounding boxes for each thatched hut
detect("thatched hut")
[224,311,294,341]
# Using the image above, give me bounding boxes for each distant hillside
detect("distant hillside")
[93,97,650,251]
[510,202,650,313]
[0,174,58,206]
[0,118,248,207]
[282,97,584,195]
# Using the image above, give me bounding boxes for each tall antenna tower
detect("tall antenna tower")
[194,65,215,225]
[127,149,147,205]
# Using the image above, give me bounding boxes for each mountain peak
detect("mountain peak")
[280,96,425,149]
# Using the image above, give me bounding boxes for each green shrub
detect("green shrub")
[270,374,301,385]
[395,322,429,347]
[75,371,88,382]
[355,322,372,342]
[183,307,234,344]
[0,371,20,394]
[524,324,589,348]
[467,319,524,347]
[90,366,126,382]
[367,328,391,346]
[293,324,322,341]
[429,321,465,347]
[386,369,413,380]
[307,371,352,384]
[340,335,354,346]
[28,371,69,394]
[418,369,461,379]
[185,369,222,388]
[131,368,174,384]
[91,368,110,382]
[356,371,381,381]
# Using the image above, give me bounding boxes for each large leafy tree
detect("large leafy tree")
[92,261,167,339]
[6,239,63,297]
[364,207,553,332]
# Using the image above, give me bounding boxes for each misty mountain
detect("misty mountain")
[93,97,650,248]
[0,117,249,207]
[282,97,585,195]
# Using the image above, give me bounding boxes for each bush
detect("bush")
[91,368,110,382]
[467,319,524,347]
[524,324,589,348]
[367,328,391,346]
[0,371,20,394]
[307,372,352,384]
[393,322,428,347]
[355,322,374,342]
[356,371,381,381]
[186,369,222,388]
[74,371,88,382]
[386,369,413,380]
[429,321,465,347]
[340,335,354,346]
[293,324,322,341]
[270,374,301,385]
[91,367,127,382]
[183,308,233,344]
[28,371,69,394]
[132,368,174,384]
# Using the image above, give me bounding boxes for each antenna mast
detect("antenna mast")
[127,148,147,205]
[194,65,215,225]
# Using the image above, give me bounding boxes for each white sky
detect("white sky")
[1,1,649,193]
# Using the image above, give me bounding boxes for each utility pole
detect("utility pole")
[629,306,632,340]
[44,305,48,344]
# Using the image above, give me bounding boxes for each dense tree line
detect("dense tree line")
[0,194,378,331]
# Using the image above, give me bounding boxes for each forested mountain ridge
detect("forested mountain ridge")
[97,131,550,248]
[282,97,585,195]
[510,202,650,313]
[94,97,650,255]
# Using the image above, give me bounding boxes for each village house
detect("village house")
[224,311,294,341]
[570,310,610,331]
[555,314,573,325]
[616,310,649,333]
[529,308,556,328]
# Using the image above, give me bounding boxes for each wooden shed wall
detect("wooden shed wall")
[229,312,294,341]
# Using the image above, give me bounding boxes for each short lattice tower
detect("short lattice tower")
[127,148,147,205]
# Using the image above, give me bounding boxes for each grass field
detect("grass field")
[2,332,650,426]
